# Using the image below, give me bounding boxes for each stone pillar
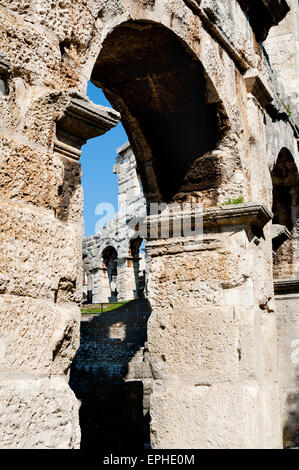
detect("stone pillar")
[98,267,111,303]
[133,255,141,297]
[274,280,299,447]
[146,204,282,449]
[273,198,299,447]
[117,257,137,301]
[0,88,119,447]
[86,272,93,304]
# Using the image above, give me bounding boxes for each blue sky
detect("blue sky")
[81,81,128,236]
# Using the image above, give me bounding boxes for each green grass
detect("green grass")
[221,196,245,206]
[81,300,132,314]
[278,93,292,118]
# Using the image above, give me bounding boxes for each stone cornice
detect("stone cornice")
[202,203,272,230]
[142,203,272,240]
[183,0,293,125]
[145,204,272,257]
[54,92,119,159]
[183,0,252,72]
[244,70,274,109]
[272,224,291,252]
[117,141,131,155]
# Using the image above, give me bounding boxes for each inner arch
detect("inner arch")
[91,20,228,203]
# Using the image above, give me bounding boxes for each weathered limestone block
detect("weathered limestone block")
[0,135,63,210]
[0,0,73,41]
[0,376,80,449]
[0,7,63,88]
[146,205,282,448]
[264,0,299,106]
[147,303,279,387]
[273,239,297,279]
[0,201,82,302]
[150,380,280,448]
[50,304,81,377]
[0,295,80,376]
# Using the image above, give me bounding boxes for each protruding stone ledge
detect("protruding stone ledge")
[243,69,294,123]
[274,279,299,295]
[143,203,272,244]
[272,224,291,251]
[244,70,274,108]
[54,92,120,159]
[202,203,272,230]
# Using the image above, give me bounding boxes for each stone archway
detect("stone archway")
[86,18,282,449]
[271,148,299,448]
[100,245,118,303]
[0,0,297,450]
[91,20,230,206]
[128,236,146,299]
[271,148,299,281]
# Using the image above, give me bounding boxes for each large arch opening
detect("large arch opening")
[271,148,299,280]
[271,148,299,449]
[101,245,118,302]
[91,20,229,203]
[73,19,229,450]
[128,236,146,299]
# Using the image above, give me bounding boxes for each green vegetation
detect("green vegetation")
[80,300,132,315]
[283,102,292,118]
[221,196,245,206]
[278,93,292,118]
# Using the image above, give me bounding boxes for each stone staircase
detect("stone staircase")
[69,299,152,449]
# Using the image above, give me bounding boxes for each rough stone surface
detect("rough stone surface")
[0,376,80,449]
[275,292,299,448]
[0,0,298,450]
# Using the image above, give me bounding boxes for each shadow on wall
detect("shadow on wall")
[56,156,81,222]
[284,374,299,448]
[69,299,152,450]
[92,20,229,205]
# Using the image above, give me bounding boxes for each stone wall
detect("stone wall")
[274,286,299,447]
[264,0,299,109]
[0,0,298,449]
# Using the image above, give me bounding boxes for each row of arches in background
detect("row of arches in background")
[82,237,146,304]
[82,144,299,306]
